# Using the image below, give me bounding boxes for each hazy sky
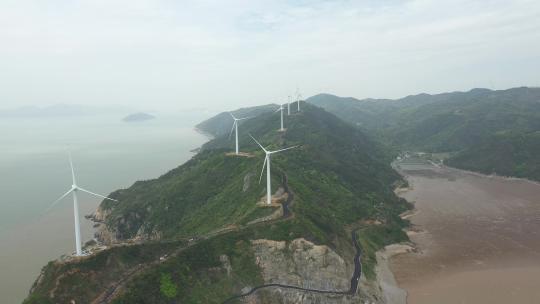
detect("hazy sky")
[1,0,539,112]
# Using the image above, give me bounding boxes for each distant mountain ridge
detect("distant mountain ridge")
[308,86,540,180]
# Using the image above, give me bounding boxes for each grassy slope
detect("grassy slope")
[100,151,266,240]
[25,105,410,304]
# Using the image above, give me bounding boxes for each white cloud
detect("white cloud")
[0,0,539,111]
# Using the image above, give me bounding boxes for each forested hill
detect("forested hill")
[25,103,410,304]
[308,87,540,180]
[97,103,403,242]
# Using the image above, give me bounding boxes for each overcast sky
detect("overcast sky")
[1,0,539,112]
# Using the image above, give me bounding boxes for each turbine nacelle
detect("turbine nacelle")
[229,112,251,122]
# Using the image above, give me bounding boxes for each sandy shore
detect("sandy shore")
[388,161,540,304]
[375,244,411,304]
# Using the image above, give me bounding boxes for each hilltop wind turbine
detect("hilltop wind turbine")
[296,89,302,112]
[250,134,297,205]
[287,95,291,115]
[275,104,285,131]
[49,153,117,256]
[228,112,251,155]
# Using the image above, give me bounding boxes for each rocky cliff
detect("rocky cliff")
[243,238,384,304]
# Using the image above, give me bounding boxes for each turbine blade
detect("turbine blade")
[270,145,299,154]
[259,156,267,184]
[274,108,281,113]
[47,189,74,212]
[249,134,268,153]
[69,152,76,185]
[229,112,237,120]
[77,187,118,202]
[237,116,251,121]
[228,121,236,139]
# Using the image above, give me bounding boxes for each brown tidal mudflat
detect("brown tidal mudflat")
[391,161,540,304]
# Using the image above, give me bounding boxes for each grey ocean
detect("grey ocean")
[0,113,209,303]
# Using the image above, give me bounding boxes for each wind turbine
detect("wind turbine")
[228,112,251,155]
[49,153,117,256]
[296,88,302,112]
[275,104,285,131]
[287,95,291,115]
[250,134,297,205]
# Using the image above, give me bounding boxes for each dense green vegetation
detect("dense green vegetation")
[447,131,540,180]
[24,241,181,304]
[101,150,266,239]
[112,232,264,304]
[25,104,410,303]
[309,87,540,180]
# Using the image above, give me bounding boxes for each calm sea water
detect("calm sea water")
[0,113,210,303]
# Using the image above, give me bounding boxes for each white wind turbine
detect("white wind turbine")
[250,134,297,205]
[228,112,251,155]
[287,95,291,115]
[49,153,117,256]
[275,104,285,131]
[296,89,302,112]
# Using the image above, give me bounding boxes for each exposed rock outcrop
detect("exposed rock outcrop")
[92,205,160,245]
[247,238,382,304]
[252,238,349,290]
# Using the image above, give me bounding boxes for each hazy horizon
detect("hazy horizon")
[2,0,539,112]
[2,85,539,114]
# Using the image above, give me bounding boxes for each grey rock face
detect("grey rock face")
[252,238,349,290]
[248,238,379,304]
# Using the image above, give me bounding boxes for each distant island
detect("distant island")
[122,112,156,122]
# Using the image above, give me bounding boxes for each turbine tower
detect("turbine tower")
[49,153,118,256]
[296,88,302,112]
[228,112,251,155]
[287,95,291,115]
[275,104,285,131]
[250,134,297,205]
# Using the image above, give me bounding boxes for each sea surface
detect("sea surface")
[0,113,210,304]
[392,158,540,304]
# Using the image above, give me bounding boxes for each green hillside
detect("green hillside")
[25,104,410,304]
[308,87,540,180]
[446,131,540,180]
[98,104,402,241]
